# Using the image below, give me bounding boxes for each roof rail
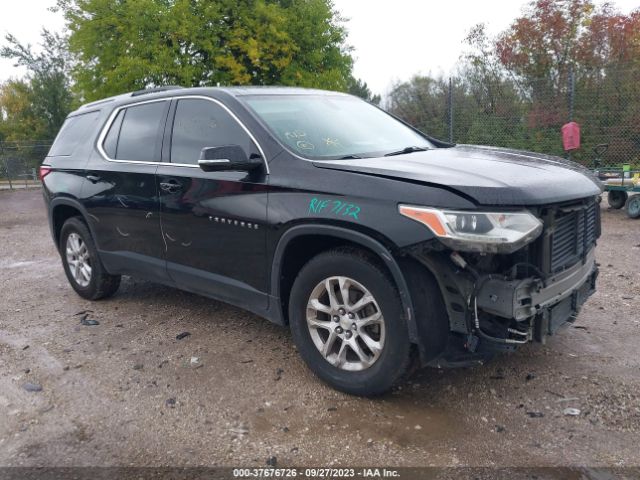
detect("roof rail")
[131,86,185,97]
[80,98,115,109]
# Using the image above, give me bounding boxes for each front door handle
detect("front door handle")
[160,180,183,193]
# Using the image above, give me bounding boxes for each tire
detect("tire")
[288,247,411,396]
[608,190,628,209]
[59,217,121,300]
[626,194,640,219]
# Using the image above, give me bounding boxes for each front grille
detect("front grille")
[584,201,597,247]
[549,199,599,273]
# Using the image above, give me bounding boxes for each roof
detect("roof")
[75,85,346,114]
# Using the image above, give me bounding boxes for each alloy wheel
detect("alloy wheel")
[306,276,385,371]
[65,232,92,287]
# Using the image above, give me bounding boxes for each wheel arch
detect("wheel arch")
[270,224,418,343]
[49,198,96,249]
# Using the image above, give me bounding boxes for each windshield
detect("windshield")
[243,94,432,159]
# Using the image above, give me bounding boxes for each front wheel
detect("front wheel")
[60,217,121,300]
[288,248,411,396]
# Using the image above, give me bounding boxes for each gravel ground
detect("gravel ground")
[0,188,639,468]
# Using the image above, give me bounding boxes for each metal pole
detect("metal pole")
[567,67,575,161]
[1,155,13,191]
[448,77,453,143]
[569,67,575,122]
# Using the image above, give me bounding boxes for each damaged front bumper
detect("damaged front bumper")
[408,246,598,366]
[475,247,598,338]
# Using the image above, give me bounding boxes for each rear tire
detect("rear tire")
[60,217,121,300]
[288,247,411,396]
[608,190,628,209]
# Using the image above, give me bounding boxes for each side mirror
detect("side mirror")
[198,145,262,172]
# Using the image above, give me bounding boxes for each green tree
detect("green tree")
[386,75,451,140]
[347,77,381,105]
[56,0,354,101]
[0,29,74,141]
[277,0,354,89]
[0,80,48,142]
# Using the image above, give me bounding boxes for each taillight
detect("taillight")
[39,166,52,181]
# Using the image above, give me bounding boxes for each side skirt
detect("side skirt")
[99,250,280,324]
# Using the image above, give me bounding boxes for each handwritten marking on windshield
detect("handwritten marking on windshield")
[308,197,360,220]
[285,130,307,139]
[296,140,314,150]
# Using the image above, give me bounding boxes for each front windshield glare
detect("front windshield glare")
[243,94,432,159]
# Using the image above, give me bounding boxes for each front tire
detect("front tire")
[288,248,411,396]
[60,217,121,300]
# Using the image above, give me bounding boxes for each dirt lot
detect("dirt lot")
[1,188,639,468]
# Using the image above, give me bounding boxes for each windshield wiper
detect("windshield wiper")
[384,146,428,157]
[337,154,363,159]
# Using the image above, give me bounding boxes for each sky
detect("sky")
[1,0,639,96]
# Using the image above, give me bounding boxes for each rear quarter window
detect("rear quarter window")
[48,111,101,157]
[102,109,124,158]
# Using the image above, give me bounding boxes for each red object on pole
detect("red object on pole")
[561,122,580,151]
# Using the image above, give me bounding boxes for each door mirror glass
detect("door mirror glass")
[198,145,262,172]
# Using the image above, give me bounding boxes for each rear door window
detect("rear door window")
[103,101,168,161]
[48,111,100,157]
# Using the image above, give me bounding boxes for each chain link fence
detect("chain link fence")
[0,142,51,190]
[2,64,638,186]
[386,65,640,169]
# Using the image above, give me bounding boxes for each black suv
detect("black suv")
[41,86,602,395]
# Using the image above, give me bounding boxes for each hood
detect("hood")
[313,144,603,206]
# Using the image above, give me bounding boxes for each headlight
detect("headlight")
[398,205,543,254]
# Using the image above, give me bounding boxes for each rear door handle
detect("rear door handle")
[160,180,183,193]
[86,175,101,183]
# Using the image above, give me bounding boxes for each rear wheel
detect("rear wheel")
[288,248,411,396]
[608,190,628,209]
[625,194,640,219]
[60,217,121,300]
